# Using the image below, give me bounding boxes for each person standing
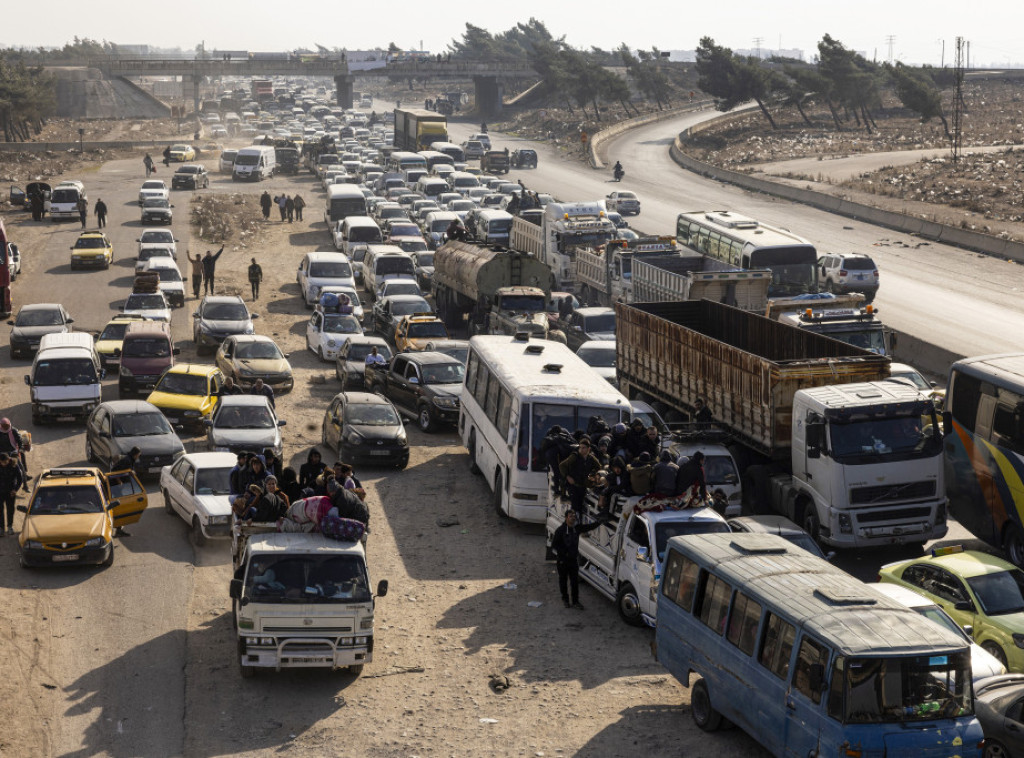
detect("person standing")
[292,193,305,221]
[299,449,326,490]
[94,198,108,229]
[77,196,88,229]
[162,145,172,167]
[248,258,263,301]
[551,509,604,609]
[0,453,26,535]
[111,446,142,473]
[277,194,287,221]
[189,252,203,299]
[30,193,43,221]
[558,436,601,515]
[0,418,30,491]
[249,378,275,409]
[285,195,294,223]
[259,190,272,221]
[202,246,225,295]
[143,153,154,177]
[693,398,713,430]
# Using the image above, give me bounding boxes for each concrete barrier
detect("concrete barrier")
[588,100,713,169]
[0,139,187,153]
[892,329,964,382]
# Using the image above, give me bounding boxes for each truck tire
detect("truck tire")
[1005,523,1024,568]
[348,664,364,676]
[617,583,644,627]
[691,678,723,732]
[801,505,821,547]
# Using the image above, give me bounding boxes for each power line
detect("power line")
[752,37,763,60]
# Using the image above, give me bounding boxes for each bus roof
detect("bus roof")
[668,533,968,657]
[951,353,1024,394]
[468,335,629,407]
[677,210,813,249]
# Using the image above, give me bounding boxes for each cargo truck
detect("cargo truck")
[615,300,948,550]
[773,302,895,356]
[432,241,553,337]
[393,108,448,152]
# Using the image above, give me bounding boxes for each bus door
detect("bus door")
[783,634,831,757]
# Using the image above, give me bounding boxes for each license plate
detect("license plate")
[369,450,391,456]
[149,466,163,473]
[52,554,79,562]
[57,415,75,422]
[288,657,328,663]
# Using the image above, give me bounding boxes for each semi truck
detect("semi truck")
[250,79,273,102]
[509,202,618,292]
[432,240,553,337]
[773,302,896,356]
[573,235,772,311]
[229,523,388,677]
[615,300,949,551]
[393,108,448,152]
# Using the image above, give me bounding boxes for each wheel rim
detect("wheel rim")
[986,742,1009,758]
[1008,528,1024,567]
[419,409,431,430]
[803,510,819,540]
[692,684,711,724]
[619,589,641,620]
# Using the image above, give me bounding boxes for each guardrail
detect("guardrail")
[0,139,187,153]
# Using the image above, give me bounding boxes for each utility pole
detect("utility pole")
[939,38,945,68]
[885,35,896,64]
[753,37,763,60]
[951,37,965,165]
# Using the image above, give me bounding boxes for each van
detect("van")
[363,245,415,299]
[335,216,383,261]
[446,171,480,196]
[296,251,356,307]
[431,142,465,164]
[417,150,455,172]
[402,167,428,186]
[386,151,427,174]
[324,184,368,226]
[26,332,104,423]
[219,149,238,173]
[49,180,86,221]
[232,146,276,181]
[117,321,179,398]
[465,208,513,246]
[415,177,449,200]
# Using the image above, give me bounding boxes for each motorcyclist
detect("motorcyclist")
[613,161,624,181]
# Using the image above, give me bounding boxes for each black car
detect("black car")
[370,294,432,342]
[8,303,74,359]
[171,164,210,190]
[321,391,409,468]
[510,149,537,169]
[85,400,185,476]
[367,351,465,432]
[141,197,173,225]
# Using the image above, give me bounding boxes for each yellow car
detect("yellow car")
[146,363,225,428]
[95,314,147,369]
[394,314,448,353]
[880,546,1024,672]
[168,144,196,162]
[17,467,147,568]
[70,231,114,270]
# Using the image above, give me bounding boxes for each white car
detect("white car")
[160,452,237,545]
[296,251,356,308]
[136,245,176,272]
[6,242,22,280]
[141,259,186,308]
[576,340,617,386]
[306,307,364,361]
[320,285,365,322]
[137,229,178,257]
[138,179,170,206]
[122,291,171,323]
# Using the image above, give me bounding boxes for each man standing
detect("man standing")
[0,453,25,536]
[248,258,263,301]
[249,378,275,409]
[77,196,88,229]
[259,190,272,221]
[292,193,305,221]
[551,509,604,609]
[189,252,203,299]
[202,246,225,295]
[94,198,108,229]
[285,195,294,223]
[0,417,30,490]
[558,436,601,515]
[277,194,287,221]
[143,153,154,177]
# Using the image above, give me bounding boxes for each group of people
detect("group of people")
[187,246,226,298]
[217,376,276,408]
[259,192,305,223]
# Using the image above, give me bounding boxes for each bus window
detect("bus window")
[760,612,796,680]
[948,371,983,430]
[474,365,491,409]
[465,350,480,396]
[697,573,732,635]
[726,592,763,656]
[516,402,531,470]
[496,387,513,440]
[792,636,830,704]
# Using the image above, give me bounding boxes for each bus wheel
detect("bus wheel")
[1005,524,1024,568]
[493,471,507,518]
[616,583,644,627]
[690,678,723,732]
[468,431,480,475]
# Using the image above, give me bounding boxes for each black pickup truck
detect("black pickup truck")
[363,351,466,432]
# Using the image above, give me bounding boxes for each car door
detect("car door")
[179,464,197,521]
[389,356,411,410]
[165,457,190,517]
[395,319,408,351]
[297,257,308,291]
[783,634,831,757]
[307,312,322,352]
[325,397,344,449]
[88,407,110,463]
[104,471,148,527]
[1000,697,1024,755]
[216,338,234,377]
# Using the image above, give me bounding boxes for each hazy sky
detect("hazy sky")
[4,1,1021,67]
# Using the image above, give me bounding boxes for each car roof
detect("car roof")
[872,582,937,610]
[178,451,239,468]
[577,340,615,351]
[77,231,109,239]
[21,303,63,311]
[225,334,275,344]
[382,294,429,304]
[405,351,460,366]
[305,251,350,261]
[343,336,389,348]
[99,399,164,414]
[201,295,245,304]
[888,549,1017,579]
[217,394,273,407]
[165,363,220,377]
[340,391,391,405]
[36,467,105,487]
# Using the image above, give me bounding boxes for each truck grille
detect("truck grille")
[849,481,936,505]
[855,506,932,524]
[263,626,352,634]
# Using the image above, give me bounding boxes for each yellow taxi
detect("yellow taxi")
[394,314,448,353]
[880,545,1024,672]
[95,314,147,369]
[146,363,225,428]
[168,144,196,162]
[17,467,147,568]
[70,231,114,269]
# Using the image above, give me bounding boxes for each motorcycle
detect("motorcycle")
[613,166,624,182]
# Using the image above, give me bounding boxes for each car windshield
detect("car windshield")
[204,303,248,320]
[32,358,97,386]
[914,606,969,642]
[966,569,1024,615]
[703,455,739,486]
[407,322,447,339]
[577,346,616,368]
[397,239,428,253]
[421,362,465,385]
[499,294,545,312]
[377,257,416,277]
[139,249,172,261]
[31,485,104,515]
[113,412,173,437]
[216,405,275,429]
[582,314,616,333]
[840,653,972,723]
[345,403,400,426]
[195,467,232,495]
[99,321,132,340]
[236,342,283,360]
[391,299,430,317]
[309,261,352,278]
[75,237,108,249]
[122,338,171,358]
[177,167,200,175]
[152,268,182,283]
[244,555,371,604]
[17,309,63,326]
[142,181,164,190]
[324,315,361,333]
[144,198,170,209]
[829,412,942,464]
[348,343,391,362]
[127,295,166,310]
[141,232,173,244]
[156,373,208,395]
[388,224,419,237]
[654,520,730,563]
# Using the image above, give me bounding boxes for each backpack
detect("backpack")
[586,416,611,439]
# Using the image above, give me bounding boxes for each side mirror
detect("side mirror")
[6,320,13,326]
[99,369,106,380]
[192,313,200,318]
[963,624,974,637]
[808,663,825,693]
[202,419,213,427]
[24,375,30,386]
[408,376,419,385]
[229,579,242,599]
[376,579,389,597]
[251,314,259,319]
[278,420,287,426]
[824,551,837,562]
[113,348,122,357]
[636,546,650,563]
[67,318,74,324]
[172,348,180,356]
[954,600,975,613]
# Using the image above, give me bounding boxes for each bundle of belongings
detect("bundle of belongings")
[318,291,353,314]
[276,495,366,542]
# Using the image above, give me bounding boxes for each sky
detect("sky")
[4,0,1022,67]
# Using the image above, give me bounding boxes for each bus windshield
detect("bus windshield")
[749,248,817,297]
[839,652,972,723]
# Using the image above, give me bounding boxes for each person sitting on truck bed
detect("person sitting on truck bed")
[328,479,370,527]
[628,452,653,497]
[674,451,707,501]
[250,476,288,522]
[652,450,679,497]
[609,423,630,463]
[598,456,632,513]
[299,448,326,490]
[594,436,612,467]
[540,426,575,494]
[624,419,648,460]
[559,437,602,515]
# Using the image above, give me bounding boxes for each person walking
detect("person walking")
[202,246,225,295]
[277,194,287,221]
[558,436,602,515]
[259,190,272,221]
[551,509,605,609]
[0,453,25,536]
[162,145,172,167]
[143,153,154,177]
[77,196,88,229]
[94,198,108,229]
[0,418,30,490]
[292,193,305,221]
[189,252,203,299]
[247,258,263,301]
[285,195,294,222]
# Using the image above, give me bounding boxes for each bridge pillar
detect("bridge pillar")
[334,75,354,109]
[473,76,504,117]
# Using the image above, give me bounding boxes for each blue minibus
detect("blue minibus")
[655,533,984,757]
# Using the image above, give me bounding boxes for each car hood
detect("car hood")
[12,325,67,340]
[349,424,404,441]
[201,319,252,333]
[209,427,281,448]
[23,513,107,542]
[427,383,462,398]
[110,433,184,457]
[147,391,209,413]
[95,339,121,356]
[235,357,291,375]
[195,493,233,518]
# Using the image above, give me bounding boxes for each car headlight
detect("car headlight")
[120,365,134,377]
[184,410,202,418]
[433,397,458,409]
[208,514,230,525]
[244,324,254,335]
[327,339,337,348]
[397,430,408,446]
[355,636,368,645]
[347,431,364,444]
[85,536,106,547]
[237,365,255,377]
[24,540,43,549]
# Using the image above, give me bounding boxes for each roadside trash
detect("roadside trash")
[489,674,512,693]
[503,582,517,590]
[480,718,499,724]
[527,601,543,608]
[436,515,460,527]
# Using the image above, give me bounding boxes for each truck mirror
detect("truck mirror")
[376,579,389,597]
[942,410,952,437]
[24,375,30,386]
[229,579,242,599]
[636,546,650,563]
[806,421,824,457]
[808,663,825,692]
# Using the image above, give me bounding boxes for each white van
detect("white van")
[334,216,383,260]
[219,149,238,173]
[324,184,368,226]
[296,252,356,307]
[50,180,86,221]
[232,146,276,181]
[362,245,416,299]
[25,332,104,423]
[415,177,450,200]
[446,172,480,196]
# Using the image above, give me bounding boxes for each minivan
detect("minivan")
[26,332,104,423]
[232,146,276,181]
[465,208,514,246]
[415,177,450,200]
[363,245,416,299]
[324,184,368,225]
[49,180,86,221]
[335,216,383,260]
[219,149,238,173]
[297,252,356,307]
[117,321,179,398]
[447,171,481,196]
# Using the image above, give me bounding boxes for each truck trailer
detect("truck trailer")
[393,108,448,152]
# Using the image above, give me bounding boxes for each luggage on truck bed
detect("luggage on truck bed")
[133,271,160,293]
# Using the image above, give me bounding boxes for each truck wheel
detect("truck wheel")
[162,488,175,515]
[617,583,644,627]
[239,661,256,679]
[417,404,435,433]
[347,664,364,676]
[190,516,208,547]
[801,507,821,547]
[691,678,723,732]
[493,471,507,518]
[1005,524,1024,568]
[468,431,481,475]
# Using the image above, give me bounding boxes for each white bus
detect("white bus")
[460,334,631,523]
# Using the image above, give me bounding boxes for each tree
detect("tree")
[387,42,400,53]
[888,62,950,137]
[0,54,56,141]
[695,37,779,128]
[816,34,883,133]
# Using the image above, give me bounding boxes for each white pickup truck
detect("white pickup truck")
[229,524,388,677]
[546,490,729,627]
